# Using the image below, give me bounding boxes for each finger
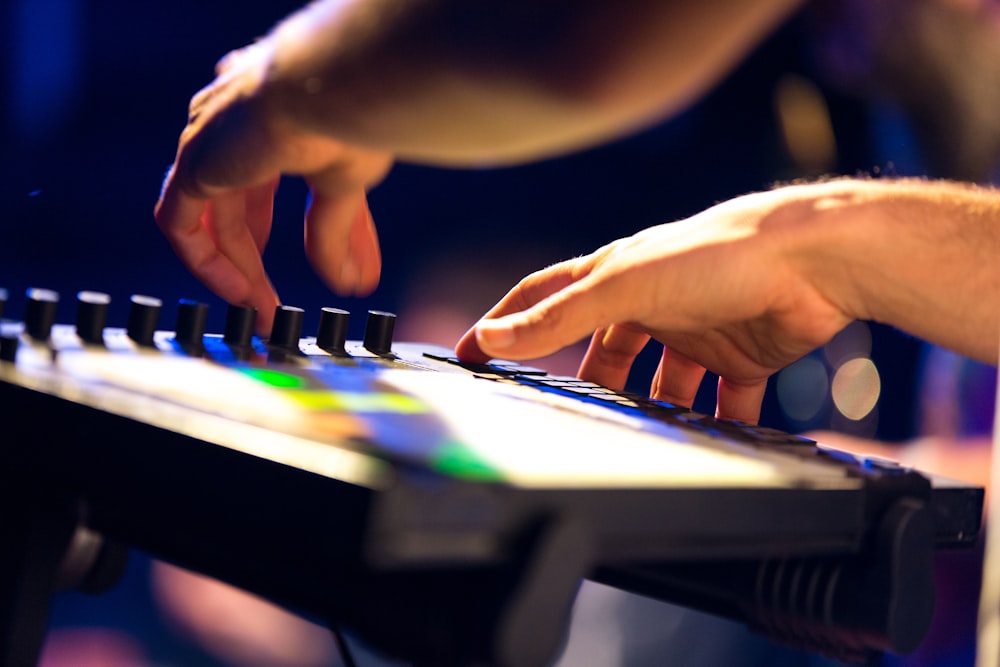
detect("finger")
[715,377,768,424]
[472,268,637,361]
[454,260,584,362]
[649,346,707,408]
[215,40,269,79]
[301,148,392,296]
[215,48,242,76]
[202,192,280,330]
[304,189,381,296]
[349,202,381,295]
[244,178,280,254]
[577,324,650,390]
[155,172,252,304]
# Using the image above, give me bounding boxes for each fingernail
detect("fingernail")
[476,319,516,349]
[339,258,360,293]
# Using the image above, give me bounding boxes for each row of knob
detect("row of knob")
[0,287,397,358]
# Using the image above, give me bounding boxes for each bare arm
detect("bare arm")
[798,179,1000,364]
[259,0,802,164]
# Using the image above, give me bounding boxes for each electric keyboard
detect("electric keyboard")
[0,287,985,666]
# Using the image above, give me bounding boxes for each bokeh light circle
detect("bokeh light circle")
[831,357,881,421]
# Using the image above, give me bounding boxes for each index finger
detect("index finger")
[454,259,582,362]
[154,168,253,305]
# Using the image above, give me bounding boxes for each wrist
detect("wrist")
[772,178,1000,363]
[778,179,901,321]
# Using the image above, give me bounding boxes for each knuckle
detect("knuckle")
[215,49,239,75]
[187,84,215,120]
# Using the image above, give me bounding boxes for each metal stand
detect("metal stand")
[0,482,127,667]
[337,517,593,667]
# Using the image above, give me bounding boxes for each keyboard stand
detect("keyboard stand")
[0,479,127,667]
[349,516,592,667]
[0,477,589,667]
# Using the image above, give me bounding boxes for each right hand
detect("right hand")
[456,189,858,423]
[154,40,393,333]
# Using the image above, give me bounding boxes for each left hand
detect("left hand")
[154,40,392,334]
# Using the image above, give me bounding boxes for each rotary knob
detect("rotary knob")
[224,304,256,348]
[0,324,18,363]
[269,305,304,350]
[127,295,162,347]
[316,307,350,355]
[174,299,208,352]
[75,291,111,345]
[25,287,59,341]
[363,310,396,356]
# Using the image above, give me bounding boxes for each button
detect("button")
[223,304,256,348]
[316,307,350,355]
[25,287,59,341]
[269,305,304,350]
[174,299,208,352]
[492,362,548,375]
[0,287,7,319]
[862,455,904,472]
[75,291,111,345]
[127,295,162,347]
[363,310,396,355]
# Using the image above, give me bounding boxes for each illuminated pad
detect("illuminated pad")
[41,346,797,488]
[382,370,801,487]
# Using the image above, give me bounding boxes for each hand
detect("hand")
[455,190,856,423]
[154,40,393,333]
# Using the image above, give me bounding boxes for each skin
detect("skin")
[456,179,1000,423]
[154,0,800,333]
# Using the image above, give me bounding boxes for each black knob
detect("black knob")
[316,308,350,355]
[0,287,7,319]
[75,291,111,345]
[174,299,208,351]
[224,304,256,348]
[25,287,59,341]
[0,325,18,363]
[127,295,162,347]
[363,310,396,356]
[269,305,304,350]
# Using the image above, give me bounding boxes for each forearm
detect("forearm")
[255,0,800,164]
[778,179,1000,364]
